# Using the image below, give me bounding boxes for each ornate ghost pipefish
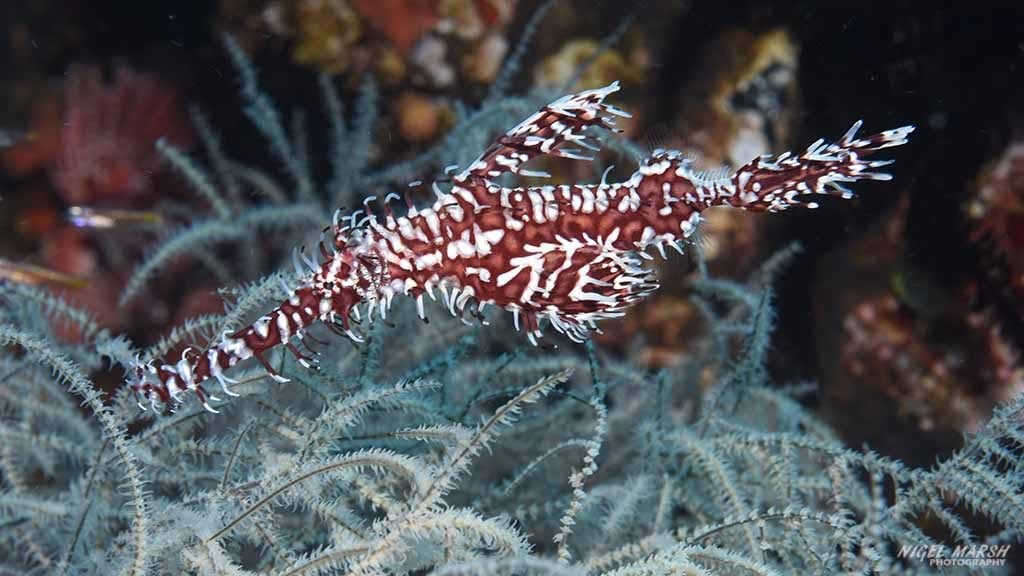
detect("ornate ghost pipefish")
[128,82,913,412]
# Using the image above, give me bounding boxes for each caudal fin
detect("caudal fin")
[725,121,915,213]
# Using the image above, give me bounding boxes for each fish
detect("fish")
[67,206,164,229]
[128,82,913,412]
[0,259,88,289]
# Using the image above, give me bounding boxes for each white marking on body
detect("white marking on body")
[397,217,415,240]
[416,251,442,268]
[571,192,583,212]
[541,186,559,221]
[472,225,492,255]
[482,228,504,245]
[445,201,465,222]
[616,195,630,212]
[456,238,476,258]
[627,188,641,211]
[541,237,581,295]
[164,373,183,399]
[737,171,751,193]
[640,226,656,247]
[595,186,609,212]
[681,212,701,236]
[176,356,194,389]
[526,190,545,223]
[641,159,671,175]
[455,186,479,208]
[254,317,270,339]
[456,286,474,310]
[424,210,441,236]
[276,313,291,342]
[581,187,595,213]
[495,154,517,169]
[219,333,252,362]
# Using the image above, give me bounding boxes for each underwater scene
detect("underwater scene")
[1,1,1023,574]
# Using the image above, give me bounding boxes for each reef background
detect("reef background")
[2,2,1024,572]
[7,0,1023,455]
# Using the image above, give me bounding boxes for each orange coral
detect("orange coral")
[394,92,453,143]
[351,0,442,54]
[534,38,646,92]
[292,0,363,74]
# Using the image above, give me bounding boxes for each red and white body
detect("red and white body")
[129,82,913,412]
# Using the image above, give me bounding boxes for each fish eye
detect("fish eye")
[324,281,334,291]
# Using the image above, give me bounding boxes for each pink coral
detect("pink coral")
[53,65,193,206]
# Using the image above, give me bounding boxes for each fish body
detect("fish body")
[129,83,913,411]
